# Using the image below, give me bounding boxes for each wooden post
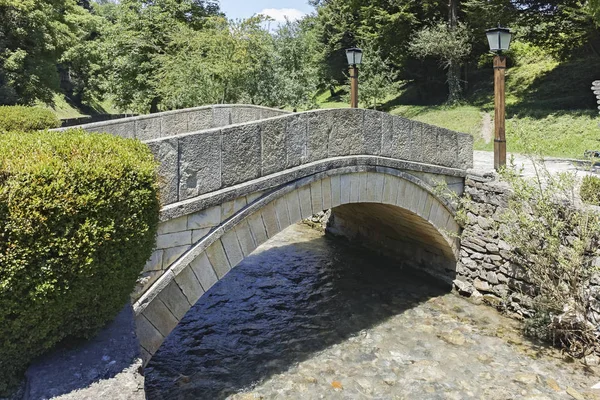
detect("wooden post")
[494,55,506,171]
[349,66,358,108]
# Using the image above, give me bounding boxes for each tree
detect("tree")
[272,18,320,109]
[354,41,396,109]
[409,21,472,103]
[0,0,91,105]
[155,16,277,109]
[99,0,221,113]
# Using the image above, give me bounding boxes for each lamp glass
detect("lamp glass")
[346,48,363,66]
[486,27,512,52]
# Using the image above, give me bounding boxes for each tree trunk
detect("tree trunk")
[150,97,160,114]
[447,62,462,104]
[447,0,462,103]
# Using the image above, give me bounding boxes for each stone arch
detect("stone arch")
[133,168,459,364]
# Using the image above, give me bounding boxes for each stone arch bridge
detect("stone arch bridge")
[69,104,474,364]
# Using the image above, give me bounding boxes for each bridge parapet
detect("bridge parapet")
[145,108,474,206]
[51,104,289,141]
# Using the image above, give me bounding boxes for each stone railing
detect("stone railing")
[146,108,474,207]
[52,104,290,141]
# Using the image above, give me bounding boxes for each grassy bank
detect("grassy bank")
[316,53,600,160]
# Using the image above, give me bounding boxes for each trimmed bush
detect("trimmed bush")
[0,129,160,394]
[0,106,61,133]
[581,175,600,206]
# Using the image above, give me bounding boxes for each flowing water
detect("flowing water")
[145,224,599,400]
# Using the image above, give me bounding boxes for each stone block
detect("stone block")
[234,196,247,212]
[205,240,231,279]
[247,190,264,203]
[385,116,411,160]
[232,107,260,124]
[156,231,192,250]
[146,138,178,205]
[135,314,164,356]
[363,110,383,155]
[133,271,163,301]
[99,121,135,139]
[187,108,213,132]
[310,180,323,213]
[221,229,244,268]
[457,133,474,169]
[174,264,205,306]
[221,200,235,221]
[307,112,332,162]
[162,245,191,268]
[161,112,188,137]
[178,130,222,200]
[235,221,257,257]
[329,109,365,157]
[157,215,188,235]
[158,280,191,320]
[330,175,342,208]
[192,228,211,243]
[382,175,398,205]
[212,107,232,128]
[247,212,268,246]
[339,174,351,205]
[286,114,307,168]
[221,124,261,186]
[419,194,435,220]
[321,177,333,209]
[349,173,362,203]
[437,128,458,168]
[273,197,291,230]
[298,184,313,219]
[141,298,178,337]
[188,205,221,230]
[261,118,287,176]
[143,250,163,273]
[261,203,280,238]
[134,117,160,141]
[420,125,438,165]
[190,253,219,291]
[285,191,302,223]
[409,122,425,163]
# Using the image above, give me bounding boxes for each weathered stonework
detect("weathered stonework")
[51,104,290,141]
[133,167,463,364]
[453,175,600,331]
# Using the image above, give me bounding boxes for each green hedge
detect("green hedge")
[0,129,160,394]
[580,175,600,206]
[0,106,61,133]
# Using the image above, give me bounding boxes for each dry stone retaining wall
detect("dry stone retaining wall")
[454,175,600,329]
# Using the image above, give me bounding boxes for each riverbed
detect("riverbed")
[145,223,599,400]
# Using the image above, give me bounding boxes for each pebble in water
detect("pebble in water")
[145,224,600,400]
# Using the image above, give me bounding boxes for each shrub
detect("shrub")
[0,106,61,134]
[580,175,600,206]
[501,159,600,357]
[0,129,160,394]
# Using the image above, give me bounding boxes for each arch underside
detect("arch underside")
[133,166,461,364]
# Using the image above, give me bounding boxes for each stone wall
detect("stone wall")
[453,174,600,330]
[51,104,289,140]
[145,108,473,207]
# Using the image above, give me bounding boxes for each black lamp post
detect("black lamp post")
[485,26,512,171]
[346,48,363,108]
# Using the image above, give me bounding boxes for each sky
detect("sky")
[219,0,315,23]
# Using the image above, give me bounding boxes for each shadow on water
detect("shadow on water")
[144,226,453,399]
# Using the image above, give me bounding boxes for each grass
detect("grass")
[37,93,121,120]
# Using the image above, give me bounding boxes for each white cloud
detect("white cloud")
[258,8,306,23]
